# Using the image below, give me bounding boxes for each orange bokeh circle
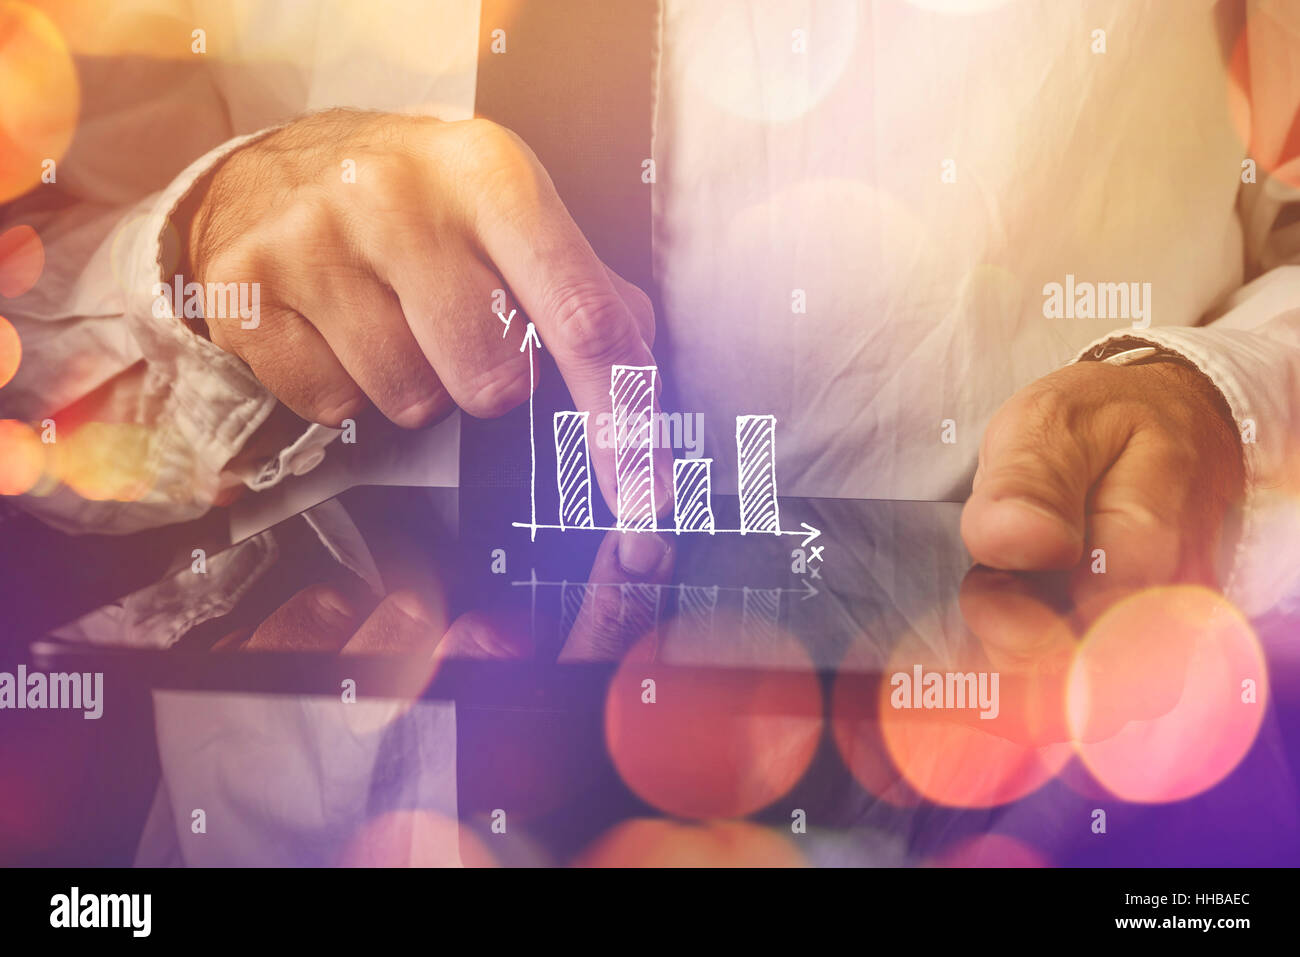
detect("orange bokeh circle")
[0,315,20,388]
[877,626,1072,809]
[0,2,80,203]
[604,612,823,820]
[0,418,43,494]
[338,810,496,868]
[0,225,44,298]
[1067,586,1268,804]
[928,833,1049,868]
[575,818,806,867]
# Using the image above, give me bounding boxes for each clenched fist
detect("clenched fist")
[961,358,1245,610]
[182,109,669,515]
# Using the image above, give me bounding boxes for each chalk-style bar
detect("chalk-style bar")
[673,458,715,533]
[610,365,657,530]
[620,582,661,640]
[736,414,780,534]
[553,411,594,529]
[742,586,782,643]
[676,584,719,637]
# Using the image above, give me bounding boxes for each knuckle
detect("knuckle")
[301,586,352,624]
[306,380,366,427]
[351,151,417,210]
[548,283,641,363]
[389,386,454,429]
[253,193,341,265]
[582,585,629,647]
[625,284,655,337]
[454,118,529,173]
[458,355,533,418]
[626,282,653,319]
[457,117,523,158]
[450,119,541,203]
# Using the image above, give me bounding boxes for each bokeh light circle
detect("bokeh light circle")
[0,315,20,388]
[1067,586,1269,804]
[0,1,80,203]
[575,818,805,868]
[0,225,44,298]
[339,810,495,868]
[928,833,1049,868]
[905,0,1015,13]
[677,0,859,125]
[0,418,43,494]
[877,625,1072,808]
[55,422,155,501]
[604,612,823,820]
[831,638,924,808]
[1224,0,1300,190]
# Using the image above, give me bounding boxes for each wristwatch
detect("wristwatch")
[1082,337,1200,372]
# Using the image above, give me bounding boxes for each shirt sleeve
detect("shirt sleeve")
[1,72,333,536]
[1071,4,1300,615]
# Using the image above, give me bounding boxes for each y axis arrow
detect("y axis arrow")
[520,321,542,540]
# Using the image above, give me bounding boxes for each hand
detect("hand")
[558,529,675,662]
[428,528,676,664]
[185,109,668,515]
[211,582,445,655]
[961,359,1245,610]
[956,359,1245,743]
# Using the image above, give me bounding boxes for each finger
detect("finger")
[297,271,454,428]
[559,528,674,662]
[243,583,363,653]
[437,609,534,661]
[211,626,254,653]
[603,264,655,349]
[341,589,445,656]
[1065,433,1207,620]
[962,375,1129,570]
[958,565,1075,675]
[383,253,537,419]
[211,302,366,428]
[458,125,673,519]
[956,566,1079,748]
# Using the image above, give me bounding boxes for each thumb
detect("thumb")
[961,382,1120,570]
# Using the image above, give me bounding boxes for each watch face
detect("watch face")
[1100,345,1161,365]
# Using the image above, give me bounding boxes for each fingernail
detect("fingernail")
[616,531,670,578]
[315,589,354,622]
[999,497,1084,541]
[390,590,434,625]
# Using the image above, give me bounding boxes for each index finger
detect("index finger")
[463,125,674,523]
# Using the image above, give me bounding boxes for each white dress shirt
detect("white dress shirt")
[4,0,1300,619]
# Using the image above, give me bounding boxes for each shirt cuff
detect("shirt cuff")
[125,123,335,502]
[1071,325,1284,615]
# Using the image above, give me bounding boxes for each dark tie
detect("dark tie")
[461,0,658,517]
[453,0,660,859]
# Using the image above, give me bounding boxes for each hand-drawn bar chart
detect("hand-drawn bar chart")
[610,365,658,530]
[736,414,780,535]
[519,570,816,647]
[512,348,817,544]
[553,411,594,530]
[673,458,714,533]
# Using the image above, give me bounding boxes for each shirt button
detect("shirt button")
[290,449,326,476]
